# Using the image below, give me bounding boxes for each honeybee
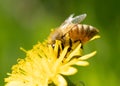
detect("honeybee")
[48,14,99,46]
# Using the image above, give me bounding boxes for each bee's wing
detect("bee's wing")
[60,14,87,35]
[60,14,74,29]
[72,14,87,23]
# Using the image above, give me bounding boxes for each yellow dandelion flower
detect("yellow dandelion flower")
[5,14,100,86]
[4,39,97,86]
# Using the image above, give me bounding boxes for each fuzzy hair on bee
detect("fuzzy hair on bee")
[47,14,99,47]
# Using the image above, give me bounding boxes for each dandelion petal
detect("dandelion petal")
[79,51,97,60]
[75,61,89,66]
[5,81,24,86]
[54,75,67,86]
[60,67,77,75]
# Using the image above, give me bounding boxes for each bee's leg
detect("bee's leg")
[69,38,72,47]
[57,46,60,58]
[68,38,72,52]
[74,40,83,49]
[80,40,83,49]
[81,44,83,49]
[61,42,64,49]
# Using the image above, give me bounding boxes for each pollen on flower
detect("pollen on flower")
[4,39,97,86]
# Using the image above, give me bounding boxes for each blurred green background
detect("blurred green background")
[0,0,120,86]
